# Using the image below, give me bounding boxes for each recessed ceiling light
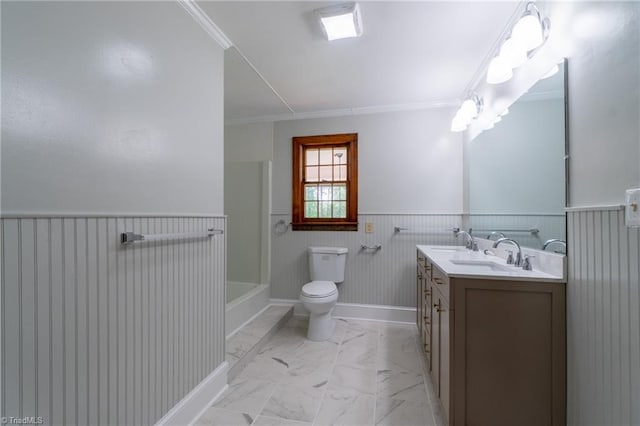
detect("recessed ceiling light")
[315,3,363,41]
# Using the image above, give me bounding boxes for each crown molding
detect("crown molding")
[225,99,459,125]
[177,0,232,49]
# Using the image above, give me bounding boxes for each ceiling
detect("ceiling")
[198,1,524,123]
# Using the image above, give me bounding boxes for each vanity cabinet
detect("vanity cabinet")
[416,249,566,426]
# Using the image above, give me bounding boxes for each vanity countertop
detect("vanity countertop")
[417,245,566,283]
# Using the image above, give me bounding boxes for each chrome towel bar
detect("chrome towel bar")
[121,228,224,245]
[394,227,460,234]
[360,244,382,251]
[471,228,540,235]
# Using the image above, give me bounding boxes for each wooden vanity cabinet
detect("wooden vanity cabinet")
[416,249,566,426]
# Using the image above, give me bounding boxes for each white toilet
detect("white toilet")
[299,246,348,341]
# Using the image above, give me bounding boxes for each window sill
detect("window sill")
[291,222,358,231]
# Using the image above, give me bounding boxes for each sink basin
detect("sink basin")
[449,259,513,272]
[430,247,467,252]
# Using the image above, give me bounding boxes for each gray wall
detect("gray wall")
[270,108,463,306]
[562,2,640,424]
[1,1,224,216]
[1,2,226,424]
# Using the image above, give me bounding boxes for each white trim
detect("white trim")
[177,0,232,49]
[565,205,625,212]
[270,299,416,324]
[225,100,458,126]
[155,361,229,426]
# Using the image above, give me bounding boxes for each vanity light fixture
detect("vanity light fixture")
[486,2,550,85]
[511,2,549,52]
[315,3,363,41]
[450,95,483,132]
[487,55,513,84]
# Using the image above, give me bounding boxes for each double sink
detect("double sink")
[419,245,565,282]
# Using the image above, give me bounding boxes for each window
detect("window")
[292,133,358,231]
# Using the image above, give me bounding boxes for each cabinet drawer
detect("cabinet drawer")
[431,264,450,301]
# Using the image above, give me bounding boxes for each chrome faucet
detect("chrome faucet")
[492,237,523,267]
[455,229,478,251]
[542,239,567,253]
[486,231,506,241]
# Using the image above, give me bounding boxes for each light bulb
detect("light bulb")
[541,64,559,79]
[500,38,528,69]
[493,115,502,124]
[487,56,513,84]
[459,99,478,121]
[512,12,544,51]
[500,108,510,116]
[450,115,467,132]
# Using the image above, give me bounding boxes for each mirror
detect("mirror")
[467,63,566,252]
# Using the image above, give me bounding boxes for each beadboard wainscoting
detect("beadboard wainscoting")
[467,214,566,249]
[1,216,226,426]
[271,214,462,307]
[567,208,640,425]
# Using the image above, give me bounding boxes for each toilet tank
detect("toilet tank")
[308,246,348,283]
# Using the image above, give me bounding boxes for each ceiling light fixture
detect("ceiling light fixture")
[315,3,363,41]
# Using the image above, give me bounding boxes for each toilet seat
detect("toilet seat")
[301,280,337,298]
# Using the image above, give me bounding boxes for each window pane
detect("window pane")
[332,201,347,218]
[332,184,346,201]
[319,202,332,218]
[319,166,332,181]
[319,148,333,165]
[319,185,332,201]
[305,185,318,201]
[306,149,319,166]
[305,166,319,182]
[333,147,347,165]
[333,165,347,181]
[305,201,318,218]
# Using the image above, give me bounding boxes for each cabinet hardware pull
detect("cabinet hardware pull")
[425,266,432,271]
[418,273,423,279]
[424,290,431,295]
[433,278,444,285]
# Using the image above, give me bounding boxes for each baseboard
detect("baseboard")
[269,298,416,324]
[155,361,228,426]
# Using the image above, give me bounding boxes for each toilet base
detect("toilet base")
[307,310,335,341]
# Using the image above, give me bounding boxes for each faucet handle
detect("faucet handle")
[506,250,514,265]
[522,255,535,271]
[472,240,479,251]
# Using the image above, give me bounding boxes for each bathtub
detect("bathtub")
[226,282,269,337]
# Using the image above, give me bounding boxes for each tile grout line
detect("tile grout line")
[309,319,347,426]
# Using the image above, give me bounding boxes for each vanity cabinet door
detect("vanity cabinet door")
[423,280,432,367]
[430,293,441,394]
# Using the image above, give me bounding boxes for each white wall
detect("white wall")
[225,122,274,162]
[272,108,463,215]
[1,1,224,216]
[470,97,565,214]
[564,1,640,207]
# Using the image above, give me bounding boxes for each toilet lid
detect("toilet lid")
[302,281,337,298]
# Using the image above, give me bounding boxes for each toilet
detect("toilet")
[299,246,348,341]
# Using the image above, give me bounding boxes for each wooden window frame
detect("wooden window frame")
[292,133,358,231]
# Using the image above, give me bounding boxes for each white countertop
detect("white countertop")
[417,245,566,283]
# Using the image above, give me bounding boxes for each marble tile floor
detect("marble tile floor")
[197,316,446,426]
[227,305,294,381]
